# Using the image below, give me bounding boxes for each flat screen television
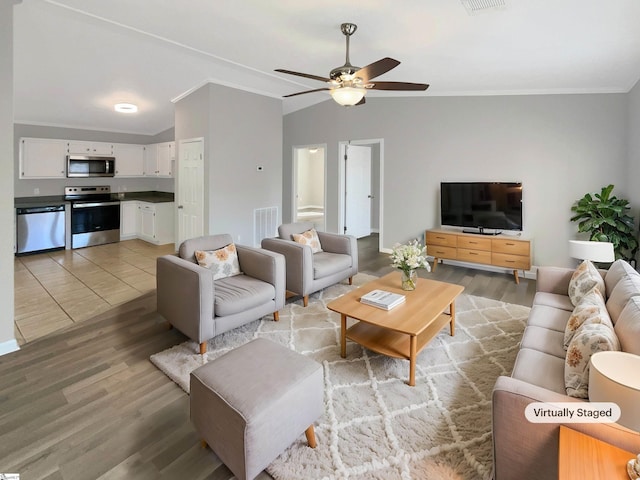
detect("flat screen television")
[440,182,523,232]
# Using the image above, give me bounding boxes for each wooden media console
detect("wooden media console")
[425,229,531,284]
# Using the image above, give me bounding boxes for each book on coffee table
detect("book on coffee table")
[360,289,406,310]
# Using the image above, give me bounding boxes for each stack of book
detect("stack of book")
[360,289,406,310]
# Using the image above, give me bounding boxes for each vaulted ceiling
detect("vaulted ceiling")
[13,0,640,135]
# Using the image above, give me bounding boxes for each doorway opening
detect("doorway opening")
[338,139,383,250]
[292,145,326,232]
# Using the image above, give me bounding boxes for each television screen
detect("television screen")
[440,182,523,231]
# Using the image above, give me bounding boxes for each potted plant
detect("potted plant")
[570,184,638,262]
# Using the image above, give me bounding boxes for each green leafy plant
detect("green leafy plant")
[570,184,638,261]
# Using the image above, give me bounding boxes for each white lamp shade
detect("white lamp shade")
[330,87,365,106]
[589,351,640,431]
[568,240,615,262]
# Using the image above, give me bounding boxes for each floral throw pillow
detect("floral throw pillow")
[195,243,242,280]
[563,287,612,350]
[292,228,323,253]
[564,323,620,398]
[568,260,605,306]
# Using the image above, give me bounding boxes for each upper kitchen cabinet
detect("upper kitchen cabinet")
[19,137,67,178]
[66,141,114,156]
[144,141,174,177]
[113,143,145,177]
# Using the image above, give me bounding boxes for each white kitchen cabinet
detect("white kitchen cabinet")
[120,201,139,240]
[113,144,145,177]
[66,141,113,156]
[19,137,67,178]
[143,142,174,177]
[137,201,174,245]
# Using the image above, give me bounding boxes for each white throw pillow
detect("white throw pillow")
[563,287,612,350]
[195,243,242,280]
[568,260,605,306]
[565,323,620,398]
[614,296,640,355]
[292,228,323,253]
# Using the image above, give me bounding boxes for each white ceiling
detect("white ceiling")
[13,0,640,135]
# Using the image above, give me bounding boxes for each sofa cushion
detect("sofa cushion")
[605,273,640,324]
[532,291,574,311]
[520,326,566,359]
[313,252,352,279]
[568,260,605,306]
[604,259,638,297]
[527,304,571,332]
[565,323,620,398]
[615,296,640,355]
[196,243,242,280]
[564,288,612,350]
[278,222,314,240]
[511,348,567,394]
[214,275,275,317]
[292,228,323,253]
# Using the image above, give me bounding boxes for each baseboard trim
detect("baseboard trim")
[0,338,20,357]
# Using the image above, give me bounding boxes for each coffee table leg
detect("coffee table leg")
[409,335,417,386]
[340,314,347,358]
[449,301,456,336]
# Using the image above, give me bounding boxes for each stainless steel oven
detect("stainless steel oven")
[65,186,120,248]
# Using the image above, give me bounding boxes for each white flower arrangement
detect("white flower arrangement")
[390,239,431,275]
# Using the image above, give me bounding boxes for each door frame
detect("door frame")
[338,138,384,251]
[291,144,327,230]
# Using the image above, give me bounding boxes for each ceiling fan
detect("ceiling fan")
[275,23,429,106]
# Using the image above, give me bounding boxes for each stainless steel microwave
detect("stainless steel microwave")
[67,155,116,177]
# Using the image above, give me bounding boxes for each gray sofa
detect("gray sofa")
[492,259,640,480]
[261,222,358,307]
[157,234,285,354]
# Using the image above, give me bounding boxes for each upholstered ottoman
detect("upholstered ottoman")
[190,338,324,480]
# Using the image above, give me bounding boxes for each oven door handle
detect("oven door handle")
[72,201,121,208]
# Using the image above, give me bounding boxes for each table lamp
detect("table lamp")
[569,240,615,263]
[589,351,640,478]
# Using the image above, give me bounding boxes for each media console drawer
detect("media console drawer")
[425,229,531,284]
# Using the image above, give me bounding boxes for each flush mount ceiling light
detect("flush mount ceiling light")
[114,103,138,113]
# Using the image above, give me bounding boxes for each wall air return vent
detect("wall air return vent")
[460,0,507,15]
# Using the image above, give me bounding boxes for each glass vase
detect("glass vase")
[401,269,418,291]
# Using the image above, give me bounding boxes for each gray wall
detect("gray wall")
[1,1,16,352]
[176,83,282,245]
[283,94,629,267]
[627,79,640,222]
[14,124,175,197]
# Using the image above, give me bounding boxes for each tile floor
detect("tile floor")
[14,240,175,345]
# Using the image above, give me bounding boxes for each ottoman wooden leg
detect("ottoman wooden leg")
[303,295,309,307]
[201,439,208,449]
[199,342,207,355]
[273,311,279,321]
[305,425,317,448]
[348,276,353,285]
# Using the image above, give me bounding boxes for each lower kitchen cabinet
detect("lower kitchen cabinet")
[120,201,139,240]
[120,201,174,245]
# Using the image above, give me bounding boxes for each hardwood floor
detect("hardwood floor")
[2,235,535,479]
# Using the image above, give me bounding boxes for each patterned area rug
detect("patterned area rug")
[150,274,529,480]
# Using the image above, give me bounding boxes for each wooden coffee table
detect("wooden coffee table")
[327,272,464,386]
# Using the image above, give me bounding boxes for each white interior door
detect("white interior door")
[177,138,204,246]
[344,145,372,238]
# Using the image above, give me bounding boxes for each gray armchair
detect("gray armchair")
[261,222,358,307]
[157,234,285,354]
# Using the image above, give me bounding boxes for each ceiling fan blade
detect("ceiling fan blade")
[283,88,330,98]
[275,69,331,83]
[356,57,400,82]
[367,81,429,91]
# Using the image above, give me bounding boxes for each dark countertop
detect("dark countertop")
[15,191,174,209]
[117,191,174,203]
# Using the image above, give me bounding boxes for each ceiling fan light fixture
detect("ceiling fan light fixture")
[330,87,365,106]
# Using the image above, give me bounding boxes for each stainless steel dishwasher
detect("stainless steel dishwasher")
[16,204,66,254]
